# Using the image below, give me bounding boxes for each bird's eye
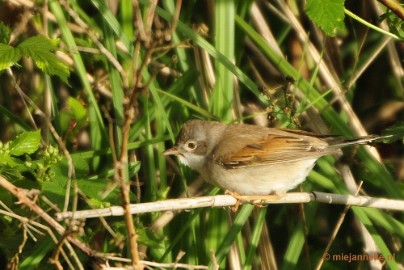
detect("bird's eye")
[185,140,197,150]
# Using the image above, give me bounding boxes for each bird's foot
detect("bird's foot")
[225,191,283,212]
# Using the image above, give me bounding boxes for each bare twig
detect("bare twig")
[95,255,209,269]
[56,192,404,221]
[210,250,219,270]
[5,69,77,213]
[168,0,183,41]
[0,175,93,257]
[133,0,147,43]
[316,182,364,270]
[0,207,83,269]
[59,0,128,82]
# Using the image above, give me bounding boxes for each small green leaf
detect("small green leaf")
[382,122,404,143]
[379,8,404,39]
[59,97,88,135]
[10,130,41,156]
[18,35,58,52]
[17,36,70,83]
[0,21,11,44]
[0,44,21,70]
[78,179,108,200]
[0,153,19,167]
[67,97,87,123]
[305,0,345,36]
[87,198,111,208]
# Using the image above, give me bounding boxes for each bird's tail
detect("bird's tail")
[326,134,392,149]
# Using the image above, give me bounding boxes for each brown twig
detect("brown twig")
[0,175,93,257]
[116,38,160,270]
[59,0,128,82]
[144,0,158,47]
[56,192,404,220]
[133,0,147,43]
[117,104,141,268]
[5,68,77,213]
[0,206,82,269]
[315,182,364,270]
[168,0,183,41]
[116,8,160,269]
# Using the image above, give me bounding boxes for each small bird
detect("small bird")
[163,120,386,196]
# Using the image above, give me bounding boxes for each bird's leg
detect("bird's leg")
[226,190,284,211]
[225,190,245,212]
[251,191,285,204]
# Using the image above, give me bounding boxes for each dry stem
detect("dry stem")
[0,175,93,257]
[56,192,404,221]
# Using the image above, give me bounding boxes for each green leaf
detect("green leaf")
[0,43,21,70]
[78,179,108,200]
[305,0,345,36]
[382,122,404,143]
[67,97,87,123]
[19,235,54,270]
[18,35,58,55]
[59,98,88,138]
[379,7,404,39]
[0,153,19,167]
[17,36,70,83]
[9,130,41,156]
[0,21,11,44]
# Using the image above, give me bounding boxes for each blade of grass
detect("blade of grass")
[281,203,317,269]
[157,89,217,120]
[90,0,133,54]
[244,208,267,270]
[49,1,107,167]
[153,3,262,100]
[212,0,235,120]
[214,204,254,265]
[102,19,124,152]
[0,105,31,131]
[351,206,399,270]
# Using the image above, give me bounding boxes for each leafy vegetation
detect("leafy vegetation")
[0,0,403,269]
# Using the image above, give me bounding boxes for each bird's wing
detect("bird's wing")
[214,132,335,169]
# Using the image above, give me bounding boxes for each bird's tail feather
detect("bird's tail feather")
[326,134,392,149]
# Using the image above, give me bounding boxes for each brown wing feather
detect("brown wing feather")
[216,135,335,169]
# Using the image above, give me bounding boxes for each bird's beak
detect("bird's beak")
[162,146,180,156]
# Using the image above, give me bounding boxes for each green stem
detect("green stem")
[344,8,401,40]
[377,0,404,21]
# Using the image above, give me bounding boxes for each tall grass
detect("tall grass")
[0,0,402,269]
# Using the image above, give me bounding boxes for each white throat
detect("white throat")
[178,153,205,170]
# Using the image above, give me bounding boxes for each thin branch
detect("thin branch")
[344,9,400,40]
[59,0,128,81]
[167,0,182,41]
[93,254,209,270]
[0,206,83,269]
[0,175,93,257]
[118,99,141,268]
[56,192,404,220]
[316,182,363,270]
[5,69,77,213]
